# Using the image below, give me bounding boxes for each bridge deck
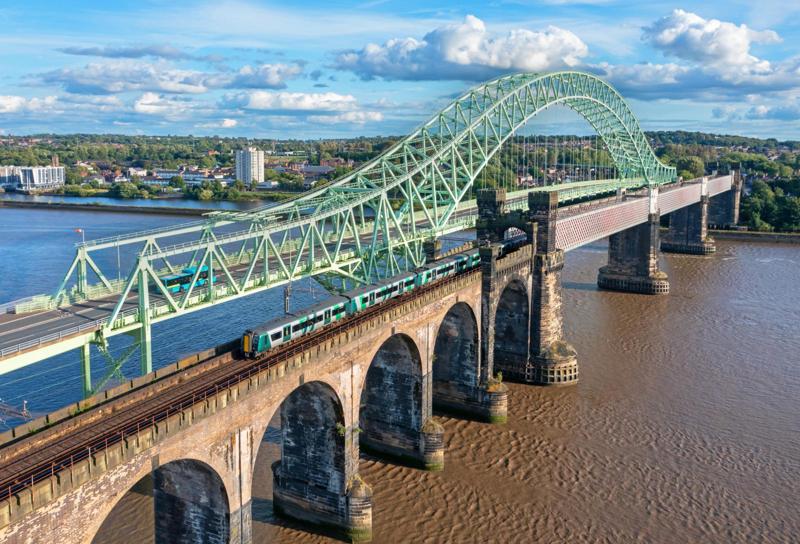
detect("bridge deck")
[0,176,733,373]
[0,269,480,500]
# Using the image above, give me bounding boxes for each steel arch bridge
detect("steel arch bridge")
[1,71,676,381]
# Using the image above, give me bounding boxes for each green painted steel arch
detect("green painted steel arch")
[218,71,677,281]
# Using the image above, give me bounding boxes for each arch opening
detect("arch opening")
[92,459,230,544]
[359,334,423,460]
[493,280,530,381]
[252,381,347,537]
[433,302,479,408]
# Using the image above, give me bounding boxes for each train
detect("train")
[241,236,528,358]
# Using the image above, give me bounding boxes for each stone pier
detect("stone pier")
[598,189,669,295]
[708,170,743,227]
[476,188,578,387]
[527,192,578,386]
[662,178,716,254]
[272,381,372,542]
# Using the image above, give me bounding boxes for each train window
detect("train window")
[292,322,305,333]
[333,306,345,315]
[369,293,375,303]
[283,325,291,337]
[325,309,331,320]
[315,314,324,323]
[405,279,414,286]
[271,332,281,341]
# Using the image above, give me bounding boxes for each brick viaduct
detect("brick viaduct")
[0,177,740,543]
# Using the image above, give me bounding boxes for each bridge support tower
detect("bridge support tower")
[662,177,716,255]
[477,188,578,388]
[528,192,578,385]
[708,170,743,227]
[597,188,670,295]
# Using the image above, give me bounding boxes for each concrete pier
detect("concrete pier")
[662,179,716,255]
[598,190,669,295]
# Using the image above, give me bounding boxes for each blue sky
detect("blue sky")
[0,0,798,139]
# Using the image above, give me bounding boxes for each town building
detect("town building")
[235,147,265,184]
[0,166,19,188]
[18,166,65,191]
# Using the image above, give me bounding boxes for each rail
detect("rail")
[0,267,481,501]
[78,218,211,249]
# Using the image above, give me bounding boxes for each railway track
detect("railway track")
[0,268,481,501]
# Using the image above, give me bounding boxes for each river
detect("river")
[1,205,798,542]
[0,191,265,211]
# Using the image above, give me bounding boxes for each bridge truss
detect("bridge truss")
[2,71,676,386]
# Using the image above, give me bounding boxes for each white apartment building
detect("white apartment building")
[18,166,65,191]
[235,147,265,184]
[0,166,18,188]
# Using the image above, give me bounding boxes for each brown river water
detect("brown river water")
[94,240,800,543]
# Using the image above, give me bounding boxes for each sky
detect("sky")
[0,0,798,140]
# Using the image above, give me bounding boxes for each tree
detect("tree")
[676,156,705,180]
[169,175,185,189]
[109,182,140,199]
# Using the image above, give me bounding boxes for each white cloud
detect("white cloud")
[0,96,27,113]
[225,91,359,111]
[308,111,384,124]
[226,63,304,89]
[745,101,800,121]
[196,118,239,128]
[335,15,588,81]
[595,11,800,102]
[133,92,194,118]
[38,61,210,94]
[34,60,304,95]
[643,9,781,82]
[0,95,58,113]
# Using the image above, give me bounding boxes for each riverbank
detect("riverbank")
[709,229,800,244]
[0,199,213,216]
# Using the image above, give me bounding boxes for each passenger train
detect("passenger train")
[241,236,527,358]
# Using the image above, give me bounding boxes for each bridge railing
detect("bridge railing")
[0,308,140,360]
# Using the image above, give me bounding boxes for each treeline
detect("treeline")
[741,180,800,232]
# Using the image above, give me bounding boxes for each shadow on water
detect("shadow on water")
[562,281,598,292]
[252,497,349,542]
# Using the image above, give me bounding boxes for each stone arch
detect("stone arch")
[359,333,427,465]
[270,381,348,525]
[92,459,230,544]
[493,279,530,381]
[433,302,479,409]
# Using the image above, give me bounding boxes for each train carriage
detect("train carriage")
[343,273,415,313]
[242,295,349,357]
[242,243,486,358]
[415,256,458,287]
